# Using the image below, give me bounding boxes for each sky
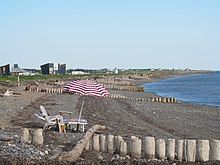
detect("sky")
[0,0,220,70]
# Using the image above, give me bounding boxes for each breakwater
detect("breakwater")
[28,87,180,104]
[20,128,220,162]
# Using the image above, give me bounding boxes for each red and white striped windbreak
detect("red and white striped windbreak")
[63,80,109,97]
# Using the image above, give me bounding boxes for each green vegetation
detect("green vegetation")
[0,74,72,83]
[0,69,199,84]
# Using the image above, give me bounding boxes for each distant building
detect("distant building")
[40,63,66,75]
[71,71,89,75]
[58,63,66,74]
[0,64,10,76]
[14,64,19,69]
[40,63,54,75]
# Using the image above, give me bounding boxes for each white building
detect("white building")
[71,71,89,75]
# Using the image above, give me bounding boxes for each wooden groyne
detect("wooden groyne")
[27,87,63,94]
[150,97,181,103]
[20,129,220,162]
[102,84,144,92]
[86,134,220,162]
[28,87,181,104]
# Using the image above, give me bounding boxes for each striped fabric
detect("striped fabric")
[63,80,109,97]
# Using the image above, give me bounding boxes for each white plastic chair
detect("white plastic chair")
[35,105,63,130]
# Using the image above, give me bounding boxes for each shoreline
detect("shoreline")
[132,71,218,108]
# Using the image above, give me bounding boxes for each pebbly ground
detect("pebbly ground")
[0,84,220,164]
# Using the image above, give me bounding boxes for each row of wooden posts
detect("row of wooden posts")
[30,85,144,93]
[20,128,220,162]
[109,94,145,101]
[21,128,43,146]
[88,134,220,162]
[103,84,144,92]
[28,88,180,104]
[29,87,63,93]
[150,97,180,103]
[109,94,180,104]
[97,80,132,86]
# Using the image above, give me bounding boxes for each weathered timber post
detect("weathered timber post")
[107,135,114,154]
[20,128,29,143]
[158,97,162,102]
[156,139,166,160]
[185,140,196,162]
[120,140,127,157]
[32,129,43,146]
[144,136,155,160]
[130,137,142,159]
[210,140,220,161]
[167,139,175,160]
[151,97,155,102]
[100,134,106,152]
[115,135,123,154]
[177,140,184,161]
[93,134,100,151]
[197,140,209,162]
[162,97,166,103]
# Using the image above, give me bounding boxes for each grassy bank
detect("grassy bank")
[0,69,211,84]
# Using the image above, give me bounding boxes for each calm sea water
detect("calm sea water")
[144,71,220,107]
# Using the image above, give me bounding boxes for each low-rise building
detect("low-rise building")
[0,64,10,76]
[40,63,66,75]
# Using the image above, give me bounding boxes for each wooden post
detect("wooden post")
[158,97,162,102]
[210,140,220,161]
[100,134,106,152]
[197,140,209,162]
[130,137,142,159]
[32,129,43,146]
[93,134,100,151]
[156,139,166,160]
[177,140,184,161]
[167,139,175,160]
[185,140,196,162]
[144,136,155,160]
[115,135,123,154]
[162,97,166,103]
[107,135,114,154]
[120,140,127,157]
[20,128,29,143]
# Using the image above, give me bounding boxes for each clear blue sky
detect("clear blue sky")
[0,0,220,70]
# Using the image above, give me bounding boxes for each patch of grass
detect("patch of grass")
[0,74,73,83]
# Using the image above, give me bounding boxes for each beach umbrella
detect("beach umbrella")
[63,80,109,126]
[63,79,109,97]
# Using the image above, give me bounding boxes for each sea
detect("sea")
[144,71,220,107]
